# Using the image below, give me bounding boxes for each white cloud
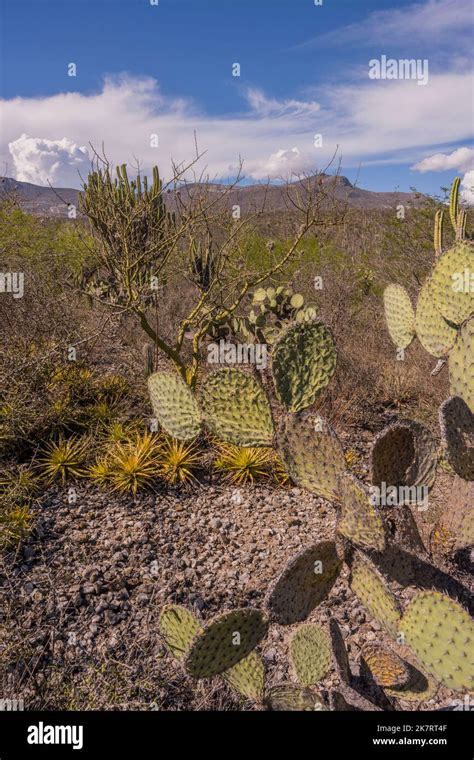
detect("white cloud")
[411,147,474,204]
[412,147,474,173]
[1,70,472,188]
[8,134,89,187]
[295,0,473,51]
[461,171,474,205]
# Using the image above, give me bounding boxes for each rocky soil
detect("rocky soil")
[1,458,471,712]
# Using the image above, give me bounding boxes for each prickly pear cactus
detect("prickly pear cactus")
[384,659,438,703]
[184,608,269,678]
[148,371,201,441]
[430,243,474,325]
[415,278,457,358]
[271,322,337,413]
[439,396,474,481]
[399,591,474,691]
[222,651,265,701]
[383,284,416,349]
[289,624,332,686]
[158,604,203,661]
[360,644,410,689]
[199,369,274,446]
[383,179,473,387]
[337,475,386,552]
[350,554,401,638]
[276,411,346,501]
[264,684,327,711]
[265,542,342,625]
[449,319,473,413]
[371,419,437,496]
[431,476,474,554]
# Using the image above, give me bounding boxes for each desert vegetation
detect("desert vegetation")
[0,163,472,711]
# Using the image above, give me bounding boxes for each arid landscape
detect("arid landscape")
[0,165,472,713]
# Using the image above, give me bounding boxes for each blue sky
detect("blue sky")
[1,0,473,197]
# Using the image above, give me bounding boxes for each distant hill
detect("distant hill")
[0,173,425,218]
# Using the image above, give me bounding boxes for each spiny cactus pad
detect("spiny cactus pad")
[337,475,386,552]
[276,411,347,501]
[430,244,474,325]
[271,322,337,413]
[222,651,265,701]
[399,591,474,691]
[184,608,269,678]
[265,542,342,625]
[350,554,401,637]
[158,605,203,661]
[439,396,474,481]
[360,644,410,688]
[148,372,201,441]
[415,278,457,358]
[289,624,332,687]
[449,319,474,413]
[371,419,437,497]
[199,369,274,446]
[432,476,474,554]
[264,684,327,711]
[384,663,438,703]
[383,284,416,349]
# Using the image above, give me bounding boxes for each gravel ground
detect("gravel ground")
[1,463,472,712]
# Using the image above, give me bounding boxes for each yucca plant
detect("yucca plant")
[95,374,129,404]
[87,455,113,489]
[157,437,202,485]
[213,443,274,485]
[101,420,143,445]
[37,434,89,484]
[0,503,32,548]
[107,432,160,495]
[0,465,40,502]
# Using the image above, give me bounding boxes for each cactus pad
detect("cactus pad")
[415,279,457,358]
[199,369,274,446]
[449,319,474,412]
[361,644,410,688]
[383,284,416,349]
[158,605,203,661]
[276,411,347,501]
[384,662,438,703]
[430,244,474,325]
[371,419,437,498]
[439,396,474,481]
[350,554,401,637]
[184,608,269,678]
[289,624,332,686]
[264,684,327,711]
[337,475,386,552]
[399,591,474,691]
[432,476,474,554]
[265,542,342,625]
[271,322,337,412]
[148,372,201,441]
[222,651,265,701]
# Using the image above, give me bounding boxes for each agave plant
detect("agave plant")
[213,443,274,485]
[107,432,160,495]
[158,436,202,485]
[37,434,89,484]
